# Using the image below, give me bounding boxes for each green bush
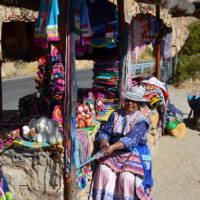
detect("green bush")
[176,20,200,84]
[176,54,200,83]
[183,21,200,56]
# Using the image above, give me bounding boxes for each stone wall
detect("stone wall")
[0,145,64,200]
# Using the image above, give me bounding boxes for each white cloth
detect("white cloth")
[142,77,167,92]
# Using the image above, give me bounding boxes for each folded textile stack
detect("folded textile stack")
[90,59,120,110]
[35,47,65,103]
[131,75,169,135]
[132,76,169,108]
[74,129,91,190]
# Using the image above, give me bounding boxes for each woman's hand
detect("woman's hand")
[102,145,115,156]
[102,142,125,156]
[100,138,110,149]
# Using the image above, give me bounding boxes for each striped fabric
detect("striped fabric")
[98,151,144,176]
[35,0,59,48]
[46,25,59,41]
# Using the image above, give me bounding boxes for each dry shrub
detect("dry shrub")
[76,60,94,69]
[176,79,200,94]
[137,47,155,63]
[14,61,38,75]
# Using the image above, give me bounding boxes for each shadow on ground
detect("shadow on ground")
[183,118,198,131]
[3,110,19,119]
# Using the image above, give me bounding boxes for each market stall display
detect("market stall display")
[0,0,192,199]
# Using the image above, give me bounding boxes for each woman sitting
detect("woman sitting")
[89,87,153,200]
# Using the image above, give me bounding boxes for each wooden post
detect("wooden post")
[58,0,71,200]
[156,5,160,80]
[58,0,77,200]
[58,0,67,59]
[117,0,125,56]
[0,60,2,120]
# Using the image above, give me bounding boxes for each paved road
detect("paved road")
[2,68,93,119]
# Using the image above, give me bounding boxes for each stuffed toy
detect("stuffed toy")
[46,120,64,144]
[22,118,38,141]
[0,166,13,200]
[46,119,59,144]
[29,118,37,129]
[35,117,49,143]
[23,117,64,144]
[22,126,37,141]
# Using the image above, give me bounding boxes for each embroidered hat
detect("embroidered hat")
[121,87,148,102]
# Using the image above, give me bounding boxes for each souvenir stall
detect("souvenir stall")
[0,0,198,199]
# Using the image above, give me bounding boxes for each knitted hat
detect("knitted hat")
[121,87,148,102]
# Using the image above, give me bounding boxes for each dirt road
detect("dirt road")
[152,85,200,200]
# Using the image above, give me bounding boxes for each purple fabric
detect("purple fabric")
[167,103,182,115]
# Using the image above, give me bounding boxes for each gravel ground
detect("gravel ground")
[152,85,200,200]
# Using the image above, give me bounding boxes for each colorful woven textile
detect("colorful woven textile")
[98,151,144,175]
[91,58,120,110]
[75,129,91,190]
[64,0,78,178]
[0,139,63,153]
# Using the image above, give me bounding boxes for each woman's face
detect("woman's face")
[124,98,140,113]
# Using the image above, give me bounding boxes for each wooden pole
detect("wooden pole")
[58,1,71,200]
[0,60,2,120]
[58,0,67,59]
[58,1,77,200]
[156,5,160,80]
[117,0,125,56]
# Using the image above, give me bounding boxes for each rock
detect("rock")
[37,190,61,200]
[0,147,64,200]
[167,123,186,139]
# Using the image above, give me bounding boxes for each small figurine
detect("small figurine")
[95,93,107,114]
[83,92,96,120]
[77,103,86,116]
